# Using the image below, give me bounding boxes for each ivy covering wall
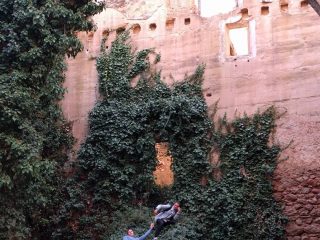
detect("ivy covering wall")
[53,33,287,239]
[0,1,103,239]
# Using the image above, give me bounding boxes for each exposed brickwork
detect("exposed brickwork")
[274,169,320,239]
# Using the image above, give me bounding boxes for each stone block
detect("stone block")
[286,222,304,235]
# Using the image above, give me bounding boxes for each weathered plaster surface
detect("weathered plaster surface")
[62,0,320,237]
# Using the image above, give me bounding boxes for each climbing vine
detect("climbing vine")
[195,108,287,239]
[54,32,287,239]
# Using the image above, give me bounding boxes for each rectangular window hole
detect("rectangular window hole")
[261,6,269,15]
[184,18,191,25]
[226,26,249,56]
[241,8,249,17]
[280,3,288,12]
[153,142,174,187]
[166,18,175,30]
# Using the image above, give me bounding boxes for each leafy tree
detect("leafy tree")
[0,0,103,238]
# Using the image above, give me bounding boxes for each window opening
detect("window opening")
[301,0,308,7]
[280,0,289,12]
[241,8,249,17]
[184,18,191,25]
[149,23,157,31]
[280,3,288,11]
[166,18,175,30]
[261,6,269,15]
[226,25,249,56]
[153,142,174,187]
[132,24,141,34]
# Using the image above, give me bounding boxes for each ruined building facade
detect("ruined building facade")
[61,0,320,238]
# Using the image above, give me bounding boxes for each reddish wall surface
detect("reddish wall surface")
[62,0,320,237]
[61,32,99,153]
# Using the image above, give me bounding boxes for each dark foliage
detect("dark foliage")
[54,32,287,239]
[0,0,103,239]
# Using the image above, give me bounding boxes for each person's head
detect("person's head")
[173,202,180,210]
[127,229,134,236]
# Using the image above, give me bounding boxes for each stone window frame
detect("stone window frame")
[219,15,256,61]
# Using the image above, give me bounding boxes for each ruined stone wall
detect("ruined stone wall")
[62,0,320,237]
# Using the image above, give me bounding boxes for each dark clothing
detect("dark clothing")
[154,219,174,237]
[154,204,180,222]
[154,204,180,237]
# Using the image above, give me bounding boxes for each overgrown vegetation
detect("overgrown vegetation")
[0,0,287,236]
[0,0,103,239]
[54,32,287,239]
